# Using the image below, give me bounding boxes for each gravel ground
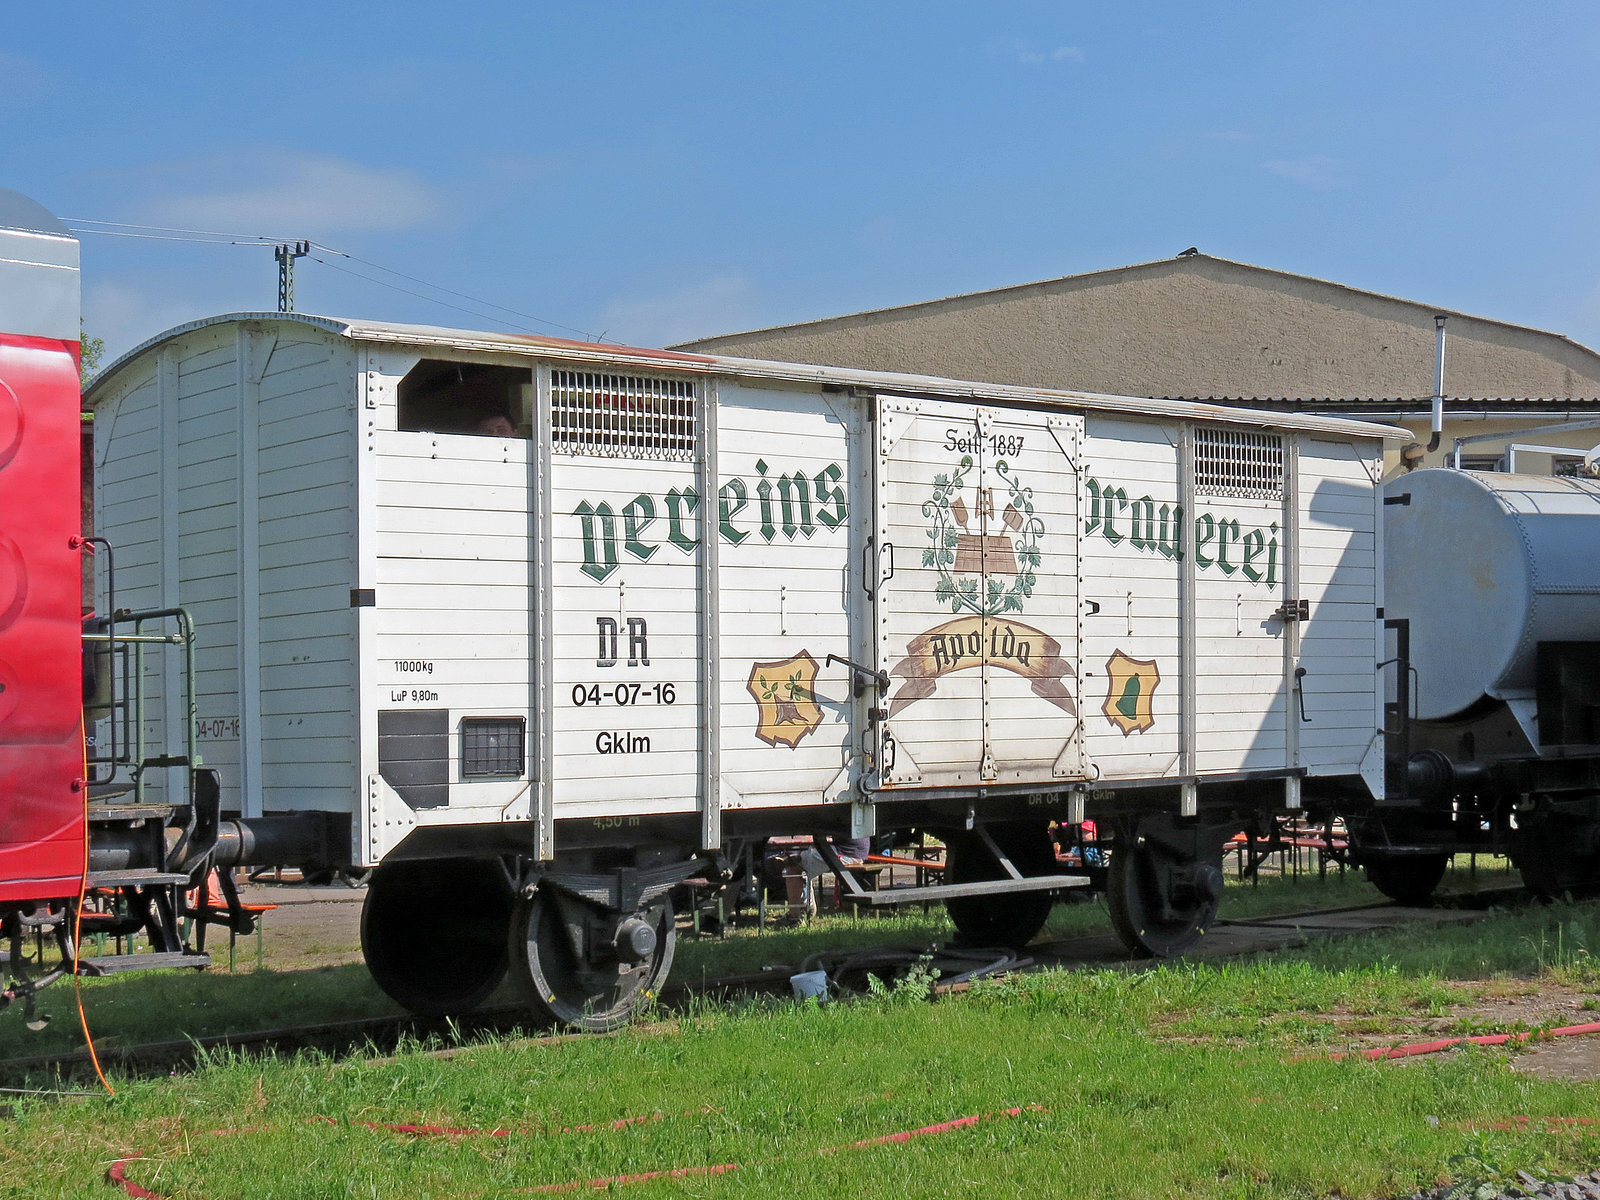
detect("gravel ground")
[1401,1167,1600,1200]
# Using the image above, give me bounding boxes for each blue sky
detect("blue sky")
[7,2,1600,368]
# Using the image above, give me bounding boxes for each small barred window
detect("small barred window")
[1195,428,1284,500]
[461,717,526,778]
[551,370,696,460]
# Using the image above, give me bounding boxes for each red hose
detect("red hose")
[1415,1116,1600,1137]
[102,1017,1600,1195]
[1326,1019,1600,1062]
[106,1105,1040,1198]
[105,1160,163,1200]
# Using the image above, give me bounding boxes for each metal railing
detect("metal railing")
[83,606,199,811]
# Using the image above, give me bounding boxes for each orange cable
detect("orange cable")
[73,727,114,1095]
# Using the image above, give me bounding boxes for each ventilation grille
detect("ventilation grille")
[1195,428,1284,499]
[461,717,526,778]
[551,371,696,460]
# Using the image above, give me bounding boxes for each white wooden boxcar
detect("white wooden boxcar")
[87,313,1398,1026]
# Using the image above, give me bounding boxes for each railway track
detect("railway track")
[1,884,1586,1088]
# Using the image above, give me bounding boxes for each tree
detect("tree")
[80,319,104,384]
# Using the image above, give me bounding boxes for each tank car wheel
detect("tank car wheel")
[944,821,1058,950]
[1105,816,1224,958]
[1514,802,1600,898]
[1363,853,1448,906]
[508,886,676,1033]
[361,858,513,1016]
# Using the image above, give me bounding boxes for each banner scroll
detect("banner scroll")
[887,617,1076,719]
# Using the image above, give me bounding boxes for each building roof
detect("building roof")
[673,252,1598,361]
[1168,396,1600,414]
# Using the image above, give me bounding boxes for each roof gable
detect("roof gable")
[673,254,1600,402]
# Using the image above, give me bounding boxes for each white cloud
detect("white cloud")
[597,274,758,348]
[1263,154,1346,190]
[1012,41,1085,65]
[115,149,441,236]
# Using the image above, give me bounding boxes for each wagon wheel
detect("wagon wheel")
[361,858,513,1015]
[1105,815,1224,958]
[1362,853,1449,906]
[944,821,1059,950]
[507,886,676,1033]
[1514,801,1600,898]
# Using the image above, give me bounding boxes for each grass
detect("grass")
[3,957,1597,1199]
[1142,898,1600,1050]
[0,964,403,1063]
[0,856,1531,1063]
[1,859,1597,1198]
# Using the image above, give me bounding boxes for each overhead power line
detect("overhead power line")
[303,242,592,338]
[65,217,291,243]
[306,253,582,335]
[63,218,598,341]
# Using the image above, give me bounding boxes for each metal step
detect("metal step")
[75,951,210,977]
[86,869,192,888]
[839,873,1089,908]
[88,803,177,823]
[1358,845,1458,857]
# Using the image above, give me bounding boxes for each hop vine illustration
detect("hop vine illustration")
[759,669,810,725]
[920,456,1044,617]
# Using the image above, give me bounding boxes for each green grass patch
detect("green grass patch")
[4,866,1597,1198]
[0,858,1541,1064]
[1133,898,1600,1050]
[6,979,1597,1199]
[0,964,404,1063]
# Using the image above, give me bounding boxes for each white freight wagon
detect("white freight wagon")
[87,313,1399,1027]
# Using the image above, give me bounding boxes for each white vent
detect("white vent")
[551,371,696,460]
[1194,427,1284,499]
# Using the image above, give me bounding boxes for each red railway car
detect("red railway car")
[0,192,329,1028]
[0,188,86,907]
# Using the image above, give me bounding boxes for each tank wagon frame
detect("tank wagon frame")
[85,312,1399,1028]
[1340,469,1600,903]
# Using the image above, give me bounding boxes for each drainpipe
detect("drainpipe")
[1427,315,1447,452]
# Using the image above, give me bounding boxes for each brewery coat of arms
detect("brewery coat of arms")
[746,652,825,748]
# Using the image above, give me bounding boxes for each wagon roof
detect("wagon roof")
[85,310,1406,441]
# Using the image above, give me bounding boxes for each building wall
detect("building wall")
[680,257,1600,402]
[1388,414,1600,476]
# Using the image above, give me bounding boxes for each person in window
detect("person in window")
[475,411,517,437]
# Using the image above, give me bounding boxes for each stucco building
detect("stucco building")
[674,253,1600,474]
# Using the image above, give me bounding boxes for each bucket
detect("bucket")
[790,969,829,1002]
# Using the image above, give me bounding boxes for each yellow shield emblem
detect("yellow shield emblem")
[747,652,824,748]
[1103,650,1159,736]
